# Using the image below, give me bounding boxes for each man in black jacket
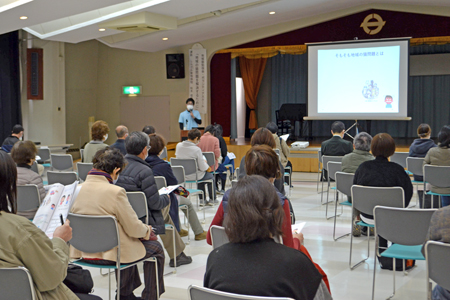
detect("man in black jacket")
[116,131,192,267]
[110,125,128,155]
[1,124,24,153]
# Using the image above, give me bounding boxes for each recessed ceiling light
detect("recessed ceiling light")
[98,28,106,32]
[269,11,276,15]
[20,16,28,20]
[162,37,169,41]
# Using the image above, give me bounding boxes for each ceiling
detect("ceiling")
[1,0,450,53]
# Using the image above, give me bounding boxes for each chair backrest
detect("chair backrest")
[210,225,229,249]
[68,213,119,254]
[159,147,168,160]
[30,161,39,174]
[327,161,342,181]
[423,165,450,188]
[170,158,199,181]
[154,176,167,190]
[390,152,409,169]
[426,241,450,292]
[351,185,405,216]
[335,172,354,197]
[79,149,84,162]
[188,285,294,300]
[171,165,186,185]
[37,148,50,162]
[50,154,73,171]
[231,180,238,189]
[318,149,322,164]
[76,162,93,182]
[0,267,37,300]
[322,155,343,171]
[203,152,215,170]
[274,149,280,155]
[126,192,148,223]
[47,171,78,185]
[374,206,436,245]
[17,185,41,212]
[406,157,424,177]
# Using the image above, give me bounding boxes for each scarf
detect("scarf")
[87,169,113,184]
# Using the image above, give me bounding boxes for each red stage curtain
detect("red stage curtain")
[240,57,267,129]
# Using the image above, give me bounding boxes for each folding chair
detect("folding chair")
[423,165,450,208]
[325,161,342,218]
[159,147,168,160]
[390,152,409,169]
[68,213,159,300]
[80,149,84,162]
[231,180,238,189]
[332,172,354,241]
[30,161,39,174]
[47,171,78,185]
[77,162,93,182]
[0,267,37,300]
[425,241,450,300]
[154,176,190,245]
[37,148,51,167]
[126,192,177,274]
[188,285,294,300]
[210,225,228,249]
[17,185,41,218]
[350,185,405,270]
[50,154,73,171]
[372,207,436,300]
[406,157,425,207]
[316,149,322,192]
[321,156,344,204]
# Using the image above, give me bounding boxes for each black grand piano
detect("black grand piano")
[276,103,310,140]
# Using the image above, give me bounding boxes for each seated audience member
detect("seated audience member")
[146,134,207,240]
[175,128,217,205]
[197,125,221,193]
[424,125,450,208]
[1,124,24,153]
[238,127,285,195]
[0,151,80,299]
[142,125,156,135]
[409,123,437,208]
[266,122,292,182]
[423,206,450,300]
[213,124,234,193]
[110,125,128,155]
[11,141,46,218]
[204,175,332,300]
[71,148,165,300]
[83,120,110,163]
[117,132,192,267]
[321,121,353,180]
[353,133,413,270]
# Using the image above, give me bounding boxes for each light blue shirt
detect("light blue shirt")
[179,109,201,130]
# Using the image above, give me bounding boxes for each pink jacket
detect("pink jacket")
[197,132,221,170]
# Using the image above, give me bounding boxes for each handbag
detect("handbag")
[173,185,190,198]
[64,264,94,294]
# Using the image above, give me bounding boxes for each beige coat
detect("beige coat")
[0,212,78,300]
[70,175,151,263]
[272,133,290,167]
[424,146,450,194]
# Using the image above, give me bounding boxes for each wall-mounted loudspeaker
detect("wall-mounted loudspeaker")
[166,53,185,79]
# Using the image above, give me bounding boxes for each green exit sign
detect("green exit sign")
[123,86,142,95]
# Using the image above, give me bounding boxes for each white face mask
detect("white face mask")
[187,105,194,111]
[103,134,108,142]
[113,174,119,184]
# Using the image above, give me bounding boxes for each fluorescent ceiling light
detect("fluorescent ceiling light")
[0,0,33,14]
[23,0,169,39]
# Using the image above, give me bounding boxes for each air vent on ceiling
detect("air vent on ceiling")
[100,12,177,33]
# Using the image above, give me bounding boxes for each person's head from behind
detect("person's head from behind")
[142,125,156,135]
[353,132,372,152]
[0,151,17,214]
[115,125,128,140]
[187,128,201,143]
[204,124,215,135]
[186,98,195,111]
[214,124,223,137]
[148,134,166,156]
[12,124,24,139]
[438,125,450,148]
[91,120,110,142]
[92,147,126,180]
[417,123,432,139]
[331,121,345,137]
[371,133,395,158]
[245,145,281,181]
[125,131,150,158]
[11,141,38,166]
[265,122,278,135]
[251,128,275,148]
[224,175,284,243]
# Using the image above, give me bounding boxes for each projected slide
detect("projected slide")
[317,45,399,114]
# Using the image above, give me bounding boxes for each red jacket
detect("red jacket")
[197,132,221,170]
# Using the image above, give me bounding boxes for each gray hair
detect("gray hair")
[354,132,372,151]
[125,131,149,155]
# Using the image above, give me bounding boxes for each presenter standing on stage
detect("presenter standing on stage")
[179,98,202,130]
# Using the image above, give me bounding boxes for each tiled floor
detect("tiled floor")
[84,172,428,300]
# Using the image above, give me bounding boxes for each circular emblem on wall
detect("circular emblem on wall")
[360,14,386,35]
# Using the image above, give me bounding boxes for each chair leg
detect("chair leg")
[108,268,111,300]
[117,263,121,300]
[186,207,190,245]
[349,221,370,270]
[372,247,378,300]
[333,195,349,241]
[172,229,177,274]
[154,258,159,300]
[387,258,396,300]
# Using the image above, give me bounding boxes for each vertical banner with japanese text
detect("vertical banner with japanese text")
[189,48,207,114]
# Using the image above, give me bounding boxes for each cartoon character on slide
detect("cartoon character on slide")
[385,95,393,108]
